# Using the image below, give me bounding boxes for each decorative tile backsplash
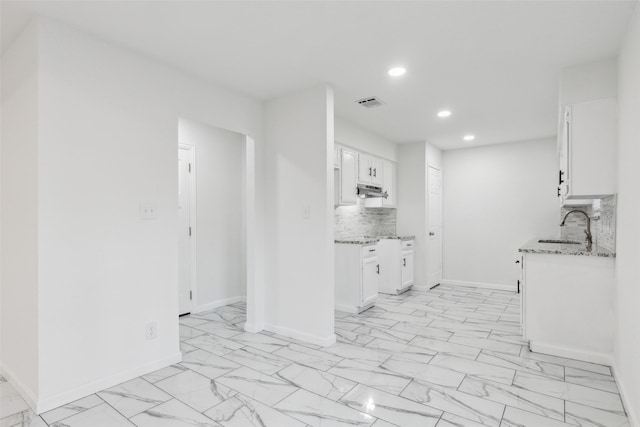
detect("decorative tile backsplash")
[335,198,396,238]
[560,194,616,251]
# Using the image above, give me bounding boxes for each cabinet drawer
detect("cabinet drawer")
[401,240,414,250]
[362,245,377,258]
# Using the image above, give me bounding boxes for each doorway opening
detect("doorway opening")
[178,118,255,326]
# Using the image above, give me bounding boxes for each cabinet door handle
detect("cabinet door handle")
[515,260,520,264]
[373,168,377,177]
[429,232,435,236]
[557,187,561,198]
[559,170,565,185]
[368,249,375,252]
[369,167,372,176]
[403,258,406,267]
[376,264,380,274]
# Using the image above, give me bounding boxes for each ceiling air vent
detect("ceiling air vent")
[356,96,385,108]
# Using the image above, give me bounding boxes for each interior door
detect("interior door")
[361,256,379,307]
[178,147,193,315]
[428,165,443,288]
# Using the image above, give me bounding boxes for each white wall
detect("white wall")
[0,19,40,404]
[264,85,335,346]
[560,57,618,106]
[397,141,441,288]
[442,138,558,288]
[335,116,397,161]
[615,4,640,425]
[178,119,246,310]
[2,17,265,413]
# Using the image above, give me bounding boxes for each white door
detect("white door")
[371,157,383,186]
[428,165,443,288]
[178,147,194,315]
[361,256,379,307]
[382,160,395,207]
[358,153,372,183]
[401,251,414,289]
[341,149,358,204]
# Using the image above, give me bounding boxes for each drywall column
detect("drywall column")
[397,142,441,289]
[615,5,640,425]
[264,85,336,346]
[0,19,40,407]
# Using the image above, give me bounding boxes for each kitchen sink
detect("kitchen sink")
[538,239,581,244]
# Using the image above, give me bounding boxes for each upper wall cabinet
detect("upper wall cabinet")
[336,147,358,205]
[365,159,396,208]
[558,98,617,202]
[358,153,383,186]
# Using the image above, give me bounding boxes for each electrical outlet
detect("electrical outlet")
[140,203,157,220]
[145,322,157,340]
[302,205,311,220]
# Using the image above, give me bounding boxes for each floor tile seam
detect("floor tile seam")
[509,379,626,414]
[513,370,624,397]
[40,392,109,425]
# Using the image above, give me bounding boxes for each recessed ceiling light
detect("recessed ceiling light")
[437,110,452,118]
[463,134,475,141]
[388,67,406,77]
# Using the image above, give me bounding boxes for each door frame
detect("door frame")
[427,163,443,289]
[179,144,197,314]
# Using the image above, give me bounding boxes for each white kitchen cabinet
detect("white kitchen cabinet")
[358,153,383,186]
[335,243,379,313]
[364,159,396,208]
[521,252,614,364]
[377,239,414,294]
[334,146,341,169]
[558,98,617,202]
[401,249,414,289]
[337,147,358,205]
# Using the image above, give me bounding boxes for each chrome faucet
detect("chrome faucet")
[560,209,593,248]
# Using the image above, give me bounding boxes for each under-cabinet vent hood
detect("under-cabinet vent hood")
[357,184,388,198]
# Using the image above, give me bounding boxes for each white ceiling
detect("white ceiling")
[1,1,636,149]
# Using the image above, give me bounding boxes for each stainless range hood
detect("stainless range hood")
[356,183,388,199]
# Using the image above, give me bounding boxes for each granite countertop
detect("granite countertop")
[334,237,380,245]
[374,235,415,241]
[519,238,616,258]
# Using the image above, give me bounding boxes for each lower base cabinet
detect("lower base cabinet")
[522,252,614,364]
[335,243,379,313]
[377,239,414,294]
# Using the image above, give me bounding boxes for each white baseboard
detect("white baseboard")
[195,296,246,313]
[411,285,429,292]
[441,279,516,292]
[243,322,264,333]
[612,362,640,427]
[264,323,336,347]
[33,352,182,414]
[1,363,39,412]
[334,303,358,314]
[530,341,613,366]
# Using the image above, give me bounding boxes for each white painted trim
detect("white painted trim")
[265,323,337,347]
[441,279,516,292]
[179,144,197,315]
[243,322,264,333]
[612,362,640,427]
[194,296,246,314]
[411,285,430,292]
[32,352,182,414]
[1,363,39,412]
[334,303,358,314]
[530,341,613,366]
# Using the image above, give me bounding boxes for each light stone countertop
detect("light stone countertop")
[519,238,616,258]
[374,235,415,241]
[334,237,380,245]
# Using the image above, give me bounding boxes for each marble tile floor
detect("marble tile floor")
[0,285,631,426]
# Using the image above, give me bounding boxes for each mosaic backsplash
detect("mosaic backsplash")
[335,198,396,238]
[560,194,616,251]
